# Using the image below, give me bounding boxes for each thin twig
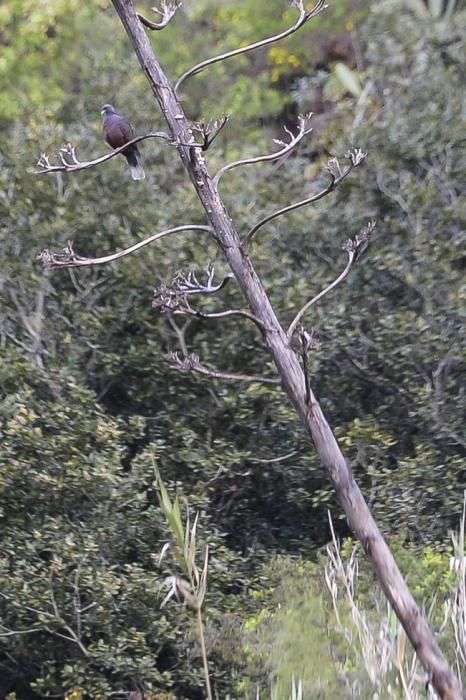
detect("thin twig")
[154,265,267,330]
[137,1,181,30]
[170,264,235,296]
[48,573,88,656]
[214,113,312,186]
[288,251,355,341]
[38,225,212,270]
[35,132,171,174]
[195,554,213,700]
[174,307,267,331]
[298,326,317,405]
[250,449,299,464]
[174,0,327,94]
[167,352,279,385]
[0,627,43,637]
[167,316,192,357]
[287,221,374,340]
[192,115,230,151]
[243,148,366,247]
[0,587,88,656]
[0,592,54,620]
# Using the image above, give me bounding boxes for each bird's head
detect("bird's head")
[101,104,117,116]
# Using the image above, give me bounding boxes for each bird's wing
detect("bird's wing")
[104,115,134,148]
[118,116,134,141]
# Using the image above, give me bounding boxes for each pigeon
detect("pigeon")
[101,104,145,181]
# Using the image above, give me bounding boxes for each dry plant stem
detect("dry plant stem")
[137,1,181,31]
[213,114,311,186]
[176,307,266,329]
[287,250,354,340]
[103,3,464,697]
[38,225,212,269]
[300,333,312,405]
[243,165,353,247]
[196,606,212,700]
[185,538,211,699]
[188,367,279,385]
[0,590,88,656]
[448,493,466,675]
[168,352,279,385]
[194,115,229,151]
[36,132,170,174]
[250,450,299,464]
[167,316,191,357]
[174,0,327,93]
[326,514,387,684]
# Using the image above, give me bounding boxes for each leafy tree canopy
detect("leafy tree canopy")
[0,0,465,696]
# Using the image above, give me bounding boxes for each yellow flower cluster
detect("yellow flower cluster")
[268,46,301,82]
[64,689,82,700]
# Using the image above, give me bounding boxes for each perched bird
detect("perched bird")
[101,104,145,181]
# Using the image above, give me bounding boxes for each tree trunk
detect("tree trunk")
[110,2,464,697]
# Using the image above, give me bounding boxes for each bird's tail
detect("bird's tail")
[129,164,146,181]
[125,149,146,181]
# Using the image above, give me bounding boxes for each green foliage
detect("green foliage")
[0,355,253,697]
[0,0,107,122]
[244,557,343,698]
[1,0,465,696]
[269,0,466,538]
[176,0,367,121]
[240,537,464,698]
[154,472,212,698]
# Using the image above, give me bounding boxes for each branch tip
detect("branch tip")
[347,147,367,167]
[244,147,368,247]
[37,242,84,270]
[287,221,374,339]
[214,112,312,185]
[175,0,326,93]
[35,132,171,175]
[192,115,230,150]
[152,266,271,331]
[153,265,235,315]
[38,225,211,269]
[299,0,328,21]
[342,220,375,262]
[297,325,319,352]
[137,1,181,31]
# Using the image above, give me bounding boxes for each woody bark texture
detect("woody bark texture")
[110,1,464,697]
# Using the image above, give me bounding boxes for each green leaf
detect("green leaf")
[333,62,362,98]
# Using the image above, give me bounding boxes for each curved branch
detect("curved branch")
[154,266,267,331]
[243,148,366,247]
[174,0,327,94]
[286,221,374,340]
[167,352,279,385]
[287,251,355,340]
[174,307,267,332]
[137,1,181,30]
[213,113,312,186]
[250,449,299,464]
[36,132,171,174]
[38,225,212,270]
[190,308,261,323]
